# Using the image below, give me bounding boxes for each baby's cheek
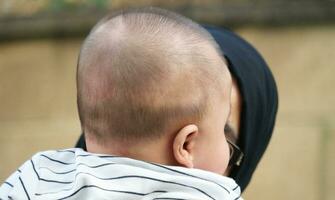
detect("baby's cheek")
[210,139,230,175]
[221,140,231,173]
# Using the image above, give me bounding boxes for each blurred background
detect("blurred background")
[0,0,334,199]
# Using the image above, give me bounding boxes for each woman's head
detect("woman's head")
[205,25,278,191]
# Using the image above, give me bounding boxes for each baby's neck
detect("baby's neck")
[85,136,177,166]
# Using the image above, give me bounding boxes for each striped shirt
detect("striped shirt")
[0,148,242,200]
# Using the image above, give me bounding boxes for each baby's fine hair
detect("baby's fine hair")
[77,7,228,144]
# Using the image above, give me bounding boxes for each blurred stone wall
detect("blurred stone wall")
[0,1,334,200]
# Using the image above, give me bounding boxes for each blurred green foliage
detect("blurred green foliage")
[49,0,108,12]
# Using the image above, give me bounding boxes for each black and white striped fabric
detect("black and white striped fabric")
[0,148,242,200]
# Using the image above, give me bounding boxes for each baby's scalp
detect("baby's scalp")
[77,7,230,145]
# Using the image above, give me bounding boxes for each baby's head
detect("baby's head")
[77,7,232,175]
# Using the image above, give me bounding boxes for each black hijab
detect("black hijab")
[204,25,278,191]
[75,25,278,192]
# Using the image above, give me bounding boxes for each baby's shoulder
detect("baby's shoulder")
[31,148,88,169]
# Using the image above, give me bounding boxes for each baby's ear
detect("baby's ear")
[173,124,198,168]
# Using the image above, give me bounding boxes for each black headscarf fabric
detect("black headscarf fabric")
[204,25,278,191]
[75,25,278,192]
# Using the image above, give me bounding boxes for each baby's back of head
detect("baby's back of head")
[77,7,229,147]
